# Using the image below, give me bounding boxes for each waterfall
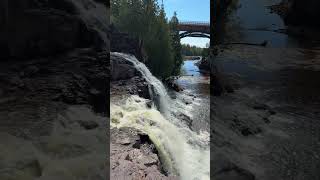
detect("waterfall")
[112,52,172,115]
[111,52,210,180]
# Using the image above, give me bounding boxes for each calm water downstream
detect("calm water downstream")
[174,59,210,132]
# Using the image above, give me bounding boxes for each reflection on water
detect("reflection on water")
[178,60,210,96]
[181,60,201,76]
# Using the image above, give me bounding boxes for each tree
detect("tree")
[181,44,207,57]
[169,12,183,75]
[111,0,174,78]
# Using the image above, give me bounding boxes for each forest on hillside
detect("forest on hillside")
[111,0,183,77]
[181,44,209,57]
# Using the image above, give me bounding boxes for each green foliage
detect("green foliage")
[111,0,176,78]
[169,12,183,75]
[181,44,209,57]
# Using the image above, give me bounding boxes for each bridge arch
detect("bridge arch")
[179,32,210,39]
[177,21,210,39]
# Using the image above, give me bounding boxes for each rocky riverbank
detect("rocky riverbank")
[110,52,178,179]
[110,127,178,179]
[196,57,211,73]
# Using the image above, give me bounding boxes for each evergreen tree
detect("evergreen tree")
[169,12,183,75]
[111,0,174,78]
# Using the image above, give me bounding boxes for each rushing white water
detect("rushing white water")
[111,52,210,180]
[112,52,172,116]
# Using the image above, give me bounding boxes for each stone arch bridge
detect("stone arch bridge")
[177,21,210,39]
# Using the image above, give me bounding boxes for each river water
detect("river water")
[174,59,210,132]
[110,53,210,180]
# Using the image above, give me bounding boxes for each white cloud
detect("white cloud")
[181,37,210,48]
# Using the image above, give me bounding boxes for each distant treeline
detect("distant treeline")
[111,0,183,77]
[181,44,209,57]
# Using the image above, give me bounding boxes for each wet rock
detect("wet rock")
[165,78,183,92]
[178,113,193,128]
[111,128,176,179]
[111,54,138,81]
[197,57,211,72]
[110,68,151,100]
[137,82,150,99]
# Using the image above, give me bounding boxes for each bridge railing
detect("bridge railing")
[179,21,210,26]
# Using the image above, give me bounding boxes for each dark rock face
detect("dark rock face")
[110,53,151,100]
[110,25,147,63]
[110,53,140,81]
[0,0,109,59]
[165,77,184,92]
[111,76,151,100]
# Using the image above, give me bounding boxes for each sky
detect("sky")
[162,0,210,48]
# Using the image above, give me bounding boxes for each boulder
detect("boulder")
[110,54,140,81]
[110,128,178,179]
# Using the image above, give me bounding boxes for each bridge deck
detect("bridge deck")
[179,21,210,26]
[176,21,210,38]
[177,21,210,35]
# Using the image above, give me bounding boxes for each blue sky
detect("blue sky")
[162,0,210,47]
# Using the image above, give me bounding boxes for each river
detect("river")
[174,59,210,133]
[110,53,210,180]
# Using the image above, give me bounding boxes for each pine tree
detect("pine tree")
[111,0,175,78]
[169,12,183,75]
